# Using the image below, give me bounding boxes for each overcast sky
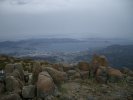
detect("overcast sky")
[0,0,133,41]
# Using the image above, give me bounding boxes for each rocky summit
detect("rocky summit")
[0,54,133,100]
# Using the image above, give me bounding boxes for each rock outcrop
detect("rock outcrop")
[0,54,133,100]
[95,66,108,83]
[5,76,23,94]
[32,62,42,84]
[5,64,14,75]
[22,85,35,99]
[107,67,123,82]
[37,71,55,98]
[78,62,90,71]
[44,67,67,85]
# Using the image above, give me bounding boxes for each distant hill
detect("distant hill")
[0,38,133,68]
[74,44,133,69]
[0,38,83,55]
[97,45,133,69]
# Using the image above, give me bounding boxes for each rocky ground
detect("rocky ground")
[0,54,133,100]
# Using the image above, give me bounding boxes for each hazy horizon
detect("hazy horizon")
[0,0,133,41]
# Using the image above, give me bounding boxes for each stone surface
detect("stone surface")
[107,67,123,82]
[44,67,67,84]
[32,62,42,84]
[37,71,55,98]
[95,66,108,83]
[5,76,23,93]
[80,70,89,79]
[1,93,22,100]
[5,64,14,75]
[14,63,24,82]
[63,64,74,72]
[52,63,63,71]
[78,62,90,71]
[91,55,108,67]
[67,70,77,76]
[22,85,35,99]
[0,82,5,95]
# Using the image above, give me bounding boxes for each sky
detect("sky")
[0,0,133,41]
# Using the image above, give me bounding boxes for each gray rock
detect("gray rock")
[1,93,22,100]
[87,96,96,100]
[5,64,14,75]
[0,82,5,95]
[67,70,76,76]
[14,63,24,82]
[32,62,42,84]
[37,71,55,98]
[44,67,67,84]
[5,76,22,93]
[59,94,74,100]
[22,85,35,99]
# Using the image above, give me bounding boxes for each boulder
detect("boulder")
[37,71,55,98]
[71,72,81,79]
[67,70,76,76]
[107,67,123,82]
[44,67,67,84]
[0,82,5,95]
[95,66,108,83]
[126,76,133,86]
[5,76,23,94]
[11,69,21,81]
[22,85,35,99]
[5,64,14,75]
[121,67,133,77]
[80,70,89,79]
[78,62,90,71]
[91,55,109,78]
[63,64,74,72]
[121,67,130,74]
[32,62,42,84]
[1,93,22,100]
[91,55,108,67]
[24,71,29,83]
[14,63,24,82]
[52,63,63,71]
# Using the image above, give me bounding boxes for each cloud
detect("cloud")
[10,0,31,5]
[0,0,73,13]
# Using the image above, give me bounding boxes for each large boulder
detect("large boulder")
[37,71,55,98]
[5,76,23,94]
[95,66,108,83]
[11,69,21,81]
[32,62,42,84]
[107,67,123,82]
[14,63,24,82]
[44,67,67,84]
[91,55,109,78]
[5,64,14,75]
[78,62,90,71]
[22,85,35,99]
[91,55,108,67]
